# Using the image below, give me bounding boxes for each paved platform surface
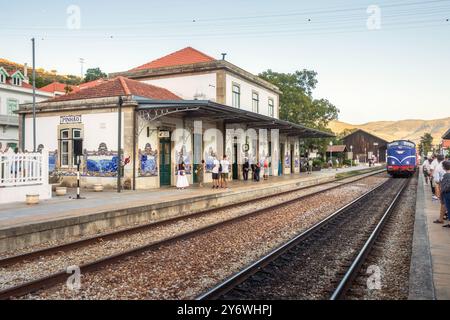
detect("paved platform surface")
[0,165,371,230]
[410,170,450,300]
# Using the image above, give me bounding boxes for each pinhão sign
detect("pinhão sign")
[60,115,82,124]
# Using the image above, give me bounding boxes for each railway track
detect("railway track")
[0,169,385,300]
[197,176,409,300]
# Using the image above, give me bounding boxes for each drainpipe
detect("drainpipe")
[117,96,123,193]
[132,108,137,191]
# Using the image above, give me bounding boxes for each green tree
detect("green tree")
[259,69,339,155]
[84,67,107,82]
[259,69,339,131]
[419,133,433,156]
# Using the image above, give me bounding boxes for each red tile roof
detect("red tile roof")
[40,82,73,93]
[327,145,347,153]
[131,47,216,71]
[76,79,108,91]
[48,77,181,102]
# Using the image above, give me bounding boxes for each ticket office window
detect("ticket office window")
[59,128,83,168]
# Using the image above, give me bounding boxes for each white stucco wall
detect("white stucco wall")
[0,85,51,147]
[24,112,124,152]
[143,73,217,101]
[225,73,279,118]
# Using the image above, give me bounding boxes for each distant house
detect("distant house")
[40,82,74,97]
[0,65,52,150]
[326,145,348,163]
[342,129,389,163]
[40,79,108,97]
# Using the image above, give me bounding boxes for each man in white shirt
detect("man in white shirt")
[220,155,230,188]
[429,155,439,199]
[432,155,447,224]
[212,157,220,189]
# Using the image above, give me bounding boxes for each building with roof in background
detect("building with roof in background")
[0,66,52,150]
[18,47,333,190]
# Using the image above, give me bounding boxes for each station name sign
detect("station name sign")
[158,131,170,138]
[60,115,82,124]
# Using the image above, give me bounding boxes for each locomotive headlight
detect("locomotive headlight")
[406,161,410,165]
[392,161,395,165]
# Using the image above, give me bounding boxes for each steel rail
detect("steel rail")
[196,177,394,300]
[329,177,410,300]
[0,168,384,268]
[0,169,385,300]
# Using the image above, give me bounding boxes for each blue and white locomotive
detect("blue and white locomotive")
[387,140,417,177]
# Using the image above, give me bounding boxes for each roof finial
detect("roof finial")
[221,53,227,61]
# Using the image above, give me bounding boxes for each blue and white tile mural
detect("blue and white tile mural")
[285,152,291,168]
[84,143,119,177]
[48,150,57,174]
[139,143,158,177]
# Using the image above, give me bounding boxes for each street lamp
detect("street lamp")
[350,145,353,167]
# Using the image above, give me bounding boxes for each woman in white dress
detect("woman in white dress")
[176,162,189,189]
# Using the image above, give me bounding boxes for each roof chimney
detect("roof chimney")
[221,53,227,61]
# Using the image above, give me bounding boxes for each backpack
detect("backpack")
[219,163,223,173]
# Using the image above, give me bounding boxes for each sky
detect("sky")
[0,0,449,124]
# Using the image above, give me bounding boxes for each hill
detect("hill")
[0,58,82,88]
[329,118,450,145]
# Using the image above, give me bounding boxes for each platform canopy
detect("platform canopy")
[136,99,334,139]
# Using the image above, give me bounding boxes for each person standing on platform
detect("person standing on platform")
[308,158,313,175]
[212,156,220,189]
[440,161,450,228]
[176,162,189,190]
[430,155,439,200]
[196,160,206,188]
[243,159,250,181]
[255,162,261,182]
[433,155,446,224]
[220,155,230,189]
[263,158,269,180]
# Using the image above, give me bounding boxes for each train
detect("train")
[386,140,418,177]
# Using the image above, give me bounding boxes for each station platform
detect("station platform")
[409,170,450,300]
[0,165,375,252]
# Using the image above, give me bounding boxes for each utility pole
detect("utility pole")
[117,96,123,193]
[31,38,36,152]
[79,58,85,79]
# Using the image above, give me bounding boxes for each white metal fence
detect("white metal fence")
[0,149,49,187]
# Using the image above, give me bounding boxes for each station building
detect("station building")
[342,129,388,163]
[18,48,332,190]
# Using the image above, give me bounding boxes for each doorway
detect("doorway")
[279,143,284,176]
[232,142,238,180]
[159,138,171,186]
[290,144,295,174]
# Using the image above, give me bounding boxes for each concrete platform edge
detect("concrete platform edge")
[408,172,435,300]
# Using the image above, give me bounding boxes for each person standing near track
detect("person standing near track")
[430,155,438,199]
[212,156,220,189]
[433,155,446,224]
[220,155,230,189]
[440,161,450,228]
[243,158,250,181]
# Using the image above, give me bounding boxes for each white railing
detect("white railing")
[0,149,49,187]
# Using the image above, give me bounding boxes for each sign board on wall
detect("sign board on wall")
[60,115,82,124]
[158,131,170,138]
